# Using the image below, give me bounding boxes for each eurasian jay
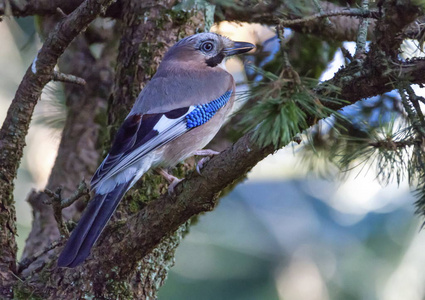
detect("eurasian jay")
[57,32,254,267]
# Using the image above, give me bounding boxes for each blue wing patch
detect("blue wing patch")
[186,90,232,128]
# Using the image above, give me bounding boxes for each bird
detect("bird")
[57,32,255,268]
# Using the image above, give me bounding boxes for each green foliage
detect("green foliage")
[240,67,342,149]
[303,112,411,180]
[412,0,425,10]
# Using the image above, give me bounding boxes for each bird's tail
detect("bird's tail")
[57,181,131,268]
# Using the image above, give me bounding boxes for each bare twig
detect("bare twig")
[399,85,425,139]
[406,85,425,128]
[56,7,67,18]
[341,47,353,62]
[275,25,301,85]
[43,179,89,237]
[280,8,378,26]
[64,180,90,207]
[52,71,86,85]
[354,0,370,59]
[18,241,62,273]
[311,0,333,28]
[44,187,69,236]
[276,25,291,69]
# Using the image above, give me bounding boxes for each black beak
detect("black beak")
[224,41,255,56]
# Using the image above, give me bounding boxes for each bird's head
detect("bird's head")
[162,32,255,68]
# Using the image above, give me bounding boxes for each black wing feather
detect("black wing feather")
[91,113,163,189]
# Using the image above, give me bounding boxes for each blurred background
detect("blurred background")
[1,15,424,300]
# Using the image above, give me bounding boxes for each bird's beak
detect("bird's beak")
[224,41,255,56]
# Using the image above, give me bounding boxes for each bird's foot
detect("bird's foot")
[194,149,220,175]
[157,168,183,195]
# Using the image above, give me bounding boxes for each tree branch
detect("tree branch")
[51,71,86,86]
[0,0,122,18]
[3,0,424,45]
[0,0,114,297]
[215,1,377,42]
[279,8,378,26]
[354,0,370,59]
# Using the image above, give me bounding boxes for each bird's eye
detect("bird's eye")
[201,42,214,52]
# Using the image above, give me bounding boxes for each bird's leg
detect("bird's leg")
[194,149,221,175]
[156,168,183,194]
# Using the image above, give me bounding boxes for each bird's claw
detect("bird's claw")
[157,168,183,195]
[196,157,210,175]
[167,177,183,195]
[194,149,221,175]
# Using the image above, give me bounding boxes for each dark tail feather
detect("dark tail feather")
[57,182,130,268]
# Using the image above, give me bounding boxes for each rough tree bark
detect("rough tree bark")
[0,0,115,297]
[1,0,425,299]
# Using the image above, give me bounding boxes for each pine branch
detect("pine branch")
[406,85,425,128]
[369,138,421,149]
